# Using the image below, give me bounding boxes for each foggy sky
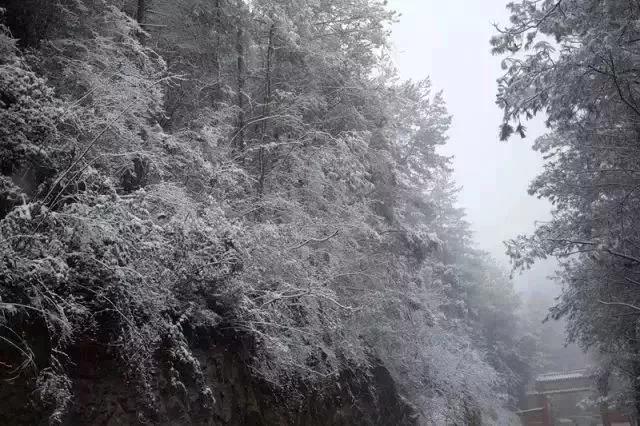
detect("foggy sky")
[388,1,587,366]
[389,0,551,268]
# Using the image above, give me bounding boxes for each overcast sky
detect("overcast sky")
[388,0,551,269]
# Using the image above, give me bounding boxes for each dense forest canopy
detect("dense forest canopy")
[10,0,640,424]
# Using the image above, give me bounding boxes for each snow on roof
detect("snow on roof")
[536,369,592,383]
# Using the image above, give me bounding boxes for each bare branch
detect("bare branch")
[599,299,640,312]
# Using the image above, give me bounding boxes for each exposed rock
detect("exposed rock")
[0,337,417,426]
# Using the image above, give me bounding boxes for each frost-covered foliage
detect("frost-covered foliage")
[494,0,640,417]
[0,1,530,423]
[0,23,69,218]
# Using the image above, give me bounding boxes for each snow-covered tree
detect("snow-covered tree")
[494,0,640,416]
[0,1,530,423]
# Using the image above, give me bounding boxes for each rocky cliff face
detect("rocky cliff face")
[1,336,417,426]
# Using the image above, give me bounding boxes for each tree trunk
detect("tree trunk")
[212,0,222,102]
[235,21,245,153]
[633,331,640,426]
[257,23,275,196]
[597,367,612,426]
[634,360,640,426]
[136,0,146,23]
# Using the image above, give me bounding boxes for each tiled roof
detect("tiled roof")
[536,369,592,383]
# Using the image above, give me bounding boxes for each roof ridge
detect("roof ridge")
[536,371,593,381]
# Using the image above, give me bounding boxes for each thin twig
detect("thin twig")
[288,230,339,250]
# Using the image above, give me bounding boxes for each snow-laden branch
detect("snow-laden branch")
[287,229,339,250]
